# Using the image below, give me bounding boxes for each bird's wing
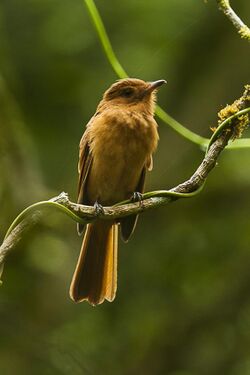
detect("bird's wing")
[77,127,93,234]
[77,125,93,205]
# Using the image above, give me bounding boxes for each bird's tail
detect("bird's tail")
[69,221,118,306]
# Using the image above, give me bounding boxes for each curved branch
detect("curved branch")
[0,129,221,278]
[0,87,249,280]
[0,119,238,276]
[217,0,250,41]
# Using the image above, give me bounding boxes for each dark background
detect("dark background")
[0,0,250,374]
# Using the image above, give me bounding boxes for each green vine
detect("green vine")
[83,0,249,150]
[4,200,86,241]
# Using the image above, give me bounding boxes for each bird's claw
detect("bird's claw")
[94,201,104,216]
[131,192,144,207]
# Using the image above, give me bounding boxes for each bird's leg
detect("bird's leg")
[93,200,104,216]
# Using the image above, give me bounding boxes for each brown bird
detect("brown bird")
[69,78,166,306]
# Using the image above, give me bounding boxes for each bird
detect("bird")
[69,78,166,306]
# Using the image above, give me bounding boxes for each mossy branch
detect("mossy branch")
[216,0,250,41]
[0,87,249,282]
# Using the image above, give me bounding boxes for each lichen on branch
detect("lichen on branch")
[216,0,250,41]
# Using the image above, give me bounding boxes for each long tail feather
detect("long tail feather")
[69,221,118,305]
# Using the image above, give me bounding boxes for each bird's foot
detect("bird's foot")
[94,201,104,217]
[131,192,144,208]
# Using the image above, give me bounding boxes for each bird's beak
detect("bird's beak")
[146,79,167,93]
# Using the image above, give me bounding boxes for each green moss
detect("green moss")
[239,25,250,41]
[217,86,250,140]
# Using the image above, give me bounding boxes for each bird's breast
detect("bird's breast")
[90,109,158,156]
[86,109,159,205]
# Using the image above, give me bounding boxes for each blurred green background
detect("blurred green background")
[0,0,250,374]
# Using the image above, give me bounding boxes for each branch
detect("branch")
[0,87,249,281]
[217,0,250,41]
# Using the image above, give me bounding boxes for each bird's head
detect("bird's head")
[100,78,166,114]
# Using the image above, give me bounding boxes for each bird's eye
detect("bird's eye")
[121,88,134,97]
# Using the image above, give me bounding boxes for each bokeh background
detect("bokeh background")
[0,0,250,374]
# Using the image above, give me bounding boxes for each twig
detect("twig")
[217,0,250,41]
